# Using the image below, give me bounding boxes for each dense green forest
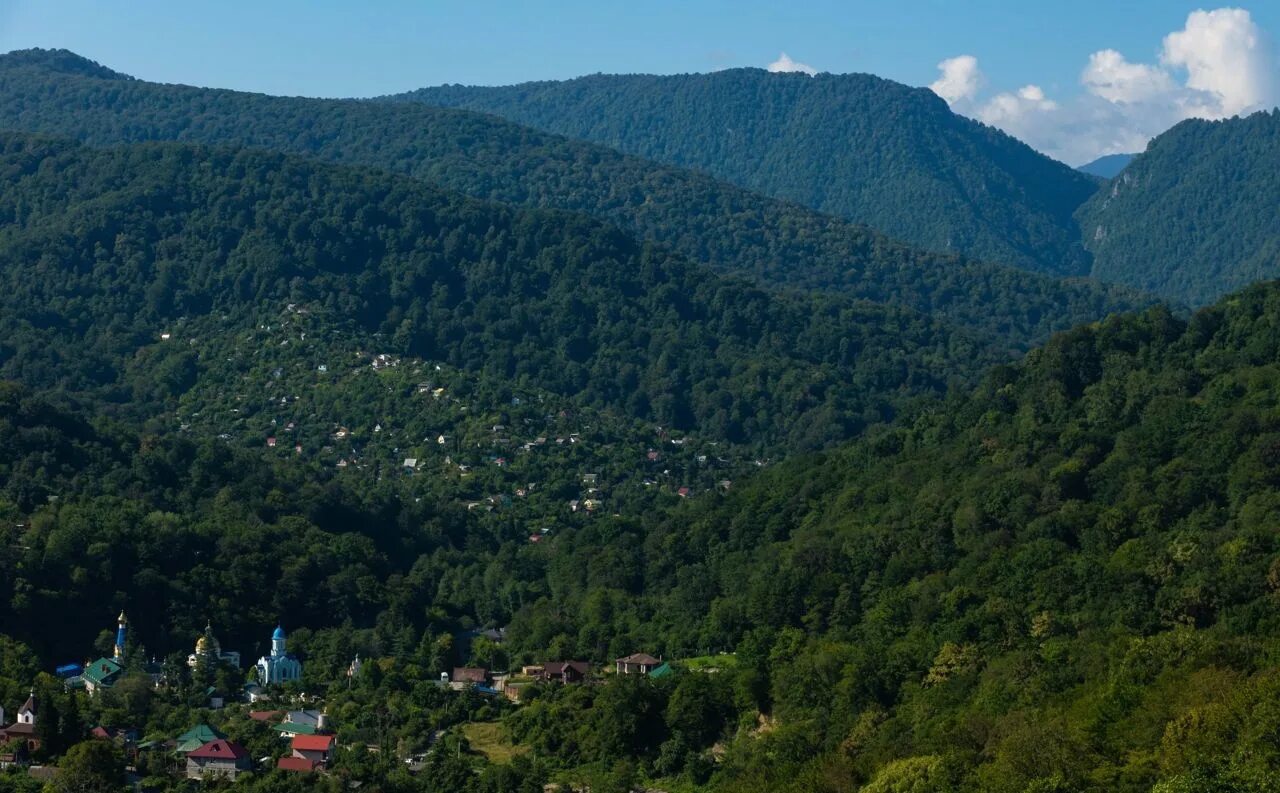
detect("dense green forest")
[8,276,1280,791]
[0,49,1150,349]
[399,70,1280,311]
[1077,111,1280,306]
[393,69,1100,278]
[0,132,1000,452]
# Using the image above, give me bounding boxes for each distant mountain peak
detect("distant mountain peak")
[0,48,133,81]
[1077,153,1135,179]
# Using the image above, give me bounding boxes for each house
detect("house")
[185,739,251,780]
[0,691,40,755]
[616,653,662,675]
[248,711,282,723]
[538,661,591,684]
[80,658,124,695]
[289,734,336,769]
[243,682,268,702]
[174,724,227,754]
[450,667,490,688]
[275,710,328,738]
[277,756,320,773]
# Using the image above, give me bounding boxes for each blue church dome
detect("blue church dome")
[272,625,286,640]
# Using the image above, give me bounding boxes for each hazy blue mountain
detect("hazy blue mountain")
[1077,153,1135,178]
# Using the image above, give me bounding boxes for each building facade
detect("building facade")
[256,626,302,685]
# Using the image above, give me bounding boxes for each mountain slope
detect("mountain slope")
[391,69,1101,277]
[0,49,1148,349]
[496,281,1280,791]
[1077,111,1280,306]
[0,132,1000,452]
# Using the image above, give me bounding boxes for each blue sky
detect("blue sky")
[1,1,1276,163]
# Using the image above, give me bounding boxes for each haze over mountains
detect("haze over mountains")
[1,43,1280,793]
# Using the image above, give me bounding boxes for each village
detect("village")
[0,608,710,786]
[164,302,758,529]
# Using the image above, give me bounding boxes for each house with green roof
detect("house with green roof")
[175,724,227,754]
[81,658,123,695]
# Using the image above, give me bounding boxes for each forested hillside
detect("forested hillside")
[0,132,994,451]
[392,69,1101,277]
[487,281,1280,791]
[0,49,1148,348]
[8,259,1280,791]
[1078,111,1280,306]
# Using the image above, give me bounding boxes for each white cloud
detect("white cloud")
[929,55,982,103]
[929,7,1279,165]
[767,52,817,77]
[978,84,1057,126]
[1161,7,1274,116]
[1081,49,1177,104]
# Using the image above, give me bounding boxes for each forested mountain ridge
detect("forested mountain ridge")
[0,131,1000,452]
[390,68,1101,277]
[0,48,1151,349]
[1077,110,1280,306]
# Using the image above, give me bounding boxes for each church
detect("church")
[187,623,241,669]
[256,626,302,685]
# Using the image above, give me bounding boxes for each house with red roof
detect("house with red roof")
[277,756,320,773]
[185,739,251,780]
[286,734,336,770]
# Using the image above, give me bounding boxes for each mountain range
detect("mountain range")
[394,71,1280,308]
[392,69,1100,278]
[0,45,1279,793]
[0,48,1146,349]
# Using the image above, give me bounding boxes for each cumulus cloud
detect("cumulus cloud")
[1162,7,1274,115]
[929,7,1278,165]
[1081,49,1177,104]
[930,55,982,103]
[767,52,818,76]
[979,84,1058,126]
